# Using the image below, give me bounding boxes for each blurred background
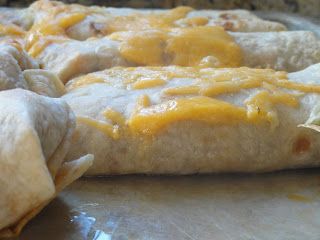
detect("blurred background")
[0,0,319,17]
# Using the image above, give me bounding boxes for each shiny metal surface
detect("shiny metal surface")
[14,169,320,240]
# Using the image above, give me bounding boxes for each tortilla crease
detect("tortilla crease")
[0,42,65,97]
[0,89,93,237]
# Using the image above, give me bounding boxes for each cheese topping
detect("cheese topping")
[28,36,68,58]
[77,116,120,139]
[109,26,243,67]
[166,27,242,67]
[77,108,127,139]
[136,95,151,109]
[67,75,105,91]
[0,24,25,36]
[245,90,299,129]
[177,17,209,27]
[68,66,320,137]
[66,66,189,91]
[104,6,193,34]
[68,66,286,91]
[132,79,167,89]
[26,12,86,56]
[103,108,125,126]
[25,2,243,66]
[128,96,248,136]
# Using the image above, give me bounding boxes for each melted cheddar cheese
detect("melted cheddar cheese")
[104,6,193,34]
[109,26,242,67]
[132,79,167,89]
[26,2,243,66]
[68,66,320,137]
[77,116,120,139]
[166,27,242,67]
[0,24,25,36]
[26,12,86,56]
[177,17,209,27]
[22,0,245,68]
[128,96,248,136]
[103,108,126,126]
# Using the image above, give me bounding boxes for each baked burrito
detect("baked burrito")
[29,0,286,41]
[0,89,93,238]
[0,7,33,42]
[63,64,320,175]
[0,7,33,30]
[30,27,320,83]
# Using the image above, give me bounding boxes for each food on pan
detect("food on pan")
[0,7,33,41]
[0,41,65,97]
[0,89,93,237]
[0,41,37,91]
[0,7,33,30]
[0,24,26,41]
[63,64,320,175]
[29,0,286,41]
[1,0,320,236]
[31,27,320,83]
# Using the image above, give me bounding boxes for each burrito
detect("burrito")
[63,64,320,175]
[28,0,286,41]
[0,7,33,30]
[0,89,93,237]
[0,23,26,42]
[0,7,33,42]
[31,27,320,83]
[0,41,65,97]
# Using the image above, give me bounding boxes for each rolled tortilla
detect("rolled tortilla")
[0,89,93,237]
[0,41,38,91]
[63,64,320,175]
[29,0,286,41]
[0,8,33,43]
[35,28,320,83]
[0,7,34,30]
[0,41,65,97]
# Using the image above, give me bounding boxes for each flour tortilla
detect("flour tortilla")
[0,89,93,237]
[63,64,320,175]
[0,7,33,30]
[36,30,320,83]
[0,42,65,97]
[29,0,286,41]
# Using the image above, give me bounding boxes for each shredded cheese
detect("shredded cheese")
[68,66,320,136]
[109,26,242,67]
[77,116,120,139]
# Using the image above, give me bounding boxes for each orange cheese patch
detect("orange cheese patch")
[109,26,243,67]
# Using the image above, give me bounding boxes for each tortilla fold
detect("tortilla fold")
[0,89,93,237]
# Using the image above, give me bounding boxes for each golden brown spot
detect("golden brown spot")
[293,136,311,154]
[71,129,81,142]
[219,13,238,20]
[222,21,235,31]
[287,193,312,203]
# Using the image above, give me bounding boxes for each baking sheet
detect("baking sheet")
[10,11,320,240]
[16,170,320,240]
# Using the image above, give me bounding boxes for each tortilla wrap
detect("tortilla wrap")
[63,64,320,175]
[0,42,65,97]
[0,7,33,30]
[35,29,320,83]
[0,89,93,237]
[29,0,286,41]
